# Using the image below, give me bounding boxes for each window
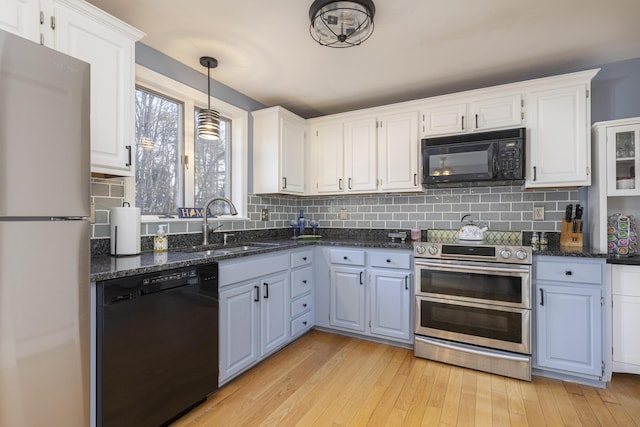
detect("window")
[133,66,248,220]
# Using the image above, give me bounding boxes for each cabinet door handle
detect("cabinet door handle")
[254,285,260,302]
[565,271,573,276]
[50,15,55,30]
[359,271,363,285]
[348,178,352,189]
[339,178,343,190]
[264,282,269,299]
[303,303,308,308]
[461,115,465,130]
[302,257,307,261]
[125,145,132,166]
[533,166,537,181]
[539,288,544,306]
[303,321,307,325]
[405,276,409,290]
[475,114,479,129]
[414,173,417,186]
[302,279,307,284]
[282,177,287,189]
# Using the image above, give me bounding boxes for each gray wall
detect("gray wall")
[591,57,640,123]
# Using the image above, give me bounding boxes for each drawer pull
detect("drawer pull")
[344,256,348,260]
[303,303,308,307]
[302,280,307,284]
[565,271,573,276]
[386,259,391,263]
[302,257,307,261]
[303,321,307,325]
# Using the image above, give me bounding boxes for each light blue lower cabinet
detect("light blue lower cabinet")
[532,256,609,388]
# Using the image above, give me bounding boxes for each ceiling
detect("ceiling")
[86,0,640,119]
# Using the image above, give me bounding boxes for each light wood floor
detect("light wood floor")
[173,330,640,426]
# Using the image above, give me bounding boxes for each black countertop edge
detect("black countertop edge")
[91,239,414,282]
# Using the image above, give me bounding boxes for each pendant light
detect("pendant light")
[197,56,221,140]
[309,0,375,48]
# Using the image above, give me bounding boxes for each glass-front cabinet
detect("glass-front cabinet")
[607,124,640,196]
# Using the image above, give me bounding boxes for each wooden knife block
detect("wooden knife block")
[560,219,583,250]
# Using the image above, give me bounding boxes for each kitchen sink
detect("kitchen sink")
[184,244,266,256]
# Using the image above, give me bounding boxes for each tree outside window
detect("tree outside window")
[134,87,231,216]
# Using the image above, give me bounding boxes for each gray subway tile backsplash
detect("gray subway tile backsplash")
[90,177,580,240]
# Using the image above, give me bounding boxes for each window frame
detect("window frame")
[129,65,248,223]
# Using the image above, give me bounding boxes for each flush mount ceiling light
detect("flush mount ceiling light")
[309,0,375,48]
[197,56,221,140]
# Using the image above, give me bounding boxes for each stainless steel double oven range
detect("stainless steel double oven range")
[413,238,533,381]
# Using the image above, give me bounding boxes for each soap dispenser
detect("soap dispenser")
[154,224,168,252]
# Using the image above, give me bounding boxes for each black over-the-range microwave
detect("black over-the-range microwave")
[421,127,526,187]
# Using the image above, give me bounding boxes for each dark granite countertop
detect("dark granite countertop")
[91,238,413,282]
[531,243,640,265]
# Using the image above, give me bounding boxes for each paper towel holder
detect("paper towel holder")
[111,202,141,257]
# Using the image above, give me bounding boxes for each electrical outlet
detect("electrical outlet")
[533,206,545,220]
[339,208,348,220]
[261,208,269,221]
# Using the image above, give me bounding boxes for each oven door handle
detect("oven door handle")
[415,261,529,275]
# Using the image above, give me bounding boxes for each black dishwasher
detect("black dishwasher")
[97,263,218,427]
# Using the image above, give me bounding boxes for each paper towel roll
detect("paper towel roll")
[110,206,141,256]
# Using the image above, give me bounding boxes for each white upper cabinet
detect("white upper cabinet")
[344,117,378,193]
[421,93,523,137]
[525,82,591,188]
[605,123,640,196]
[1,0,144,177]
[422,102,467,136]
[0,0,39,40]
[313,121,344,194]
[309,109,420,195]
[311,117,377,194]
[378,111,420,192]
[253,106,306,195]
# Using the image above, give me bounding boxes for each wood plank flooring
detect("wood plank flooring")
[172,330,640,426]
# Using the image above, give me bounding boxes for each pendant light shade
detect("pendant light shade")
[197,56,221,140]
[309,0,375,48]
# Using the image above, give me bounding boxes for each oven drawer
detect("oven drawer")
[369,251,411,269]
[535,258,604,285]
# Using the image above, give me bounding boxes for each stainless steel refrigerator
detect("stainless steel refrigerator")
[0,29,90,427]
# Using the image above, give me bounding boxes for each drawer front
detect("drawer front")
[330,249,365,266]
[291,310,314,337]
[291,249,313,269]
[291,293,313,318]
[291,266,313,299]
[535,258,603,284]
[220,252,289,286]
[612,265,640,296]
[369,251,411,269]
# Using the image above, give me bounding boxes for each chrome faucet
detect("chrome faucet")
[202,197,238,245]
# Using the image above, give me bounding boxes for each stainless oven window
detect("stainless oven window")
[415,296,531,354]
[419,299,523,344]
[418,268,525,304]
